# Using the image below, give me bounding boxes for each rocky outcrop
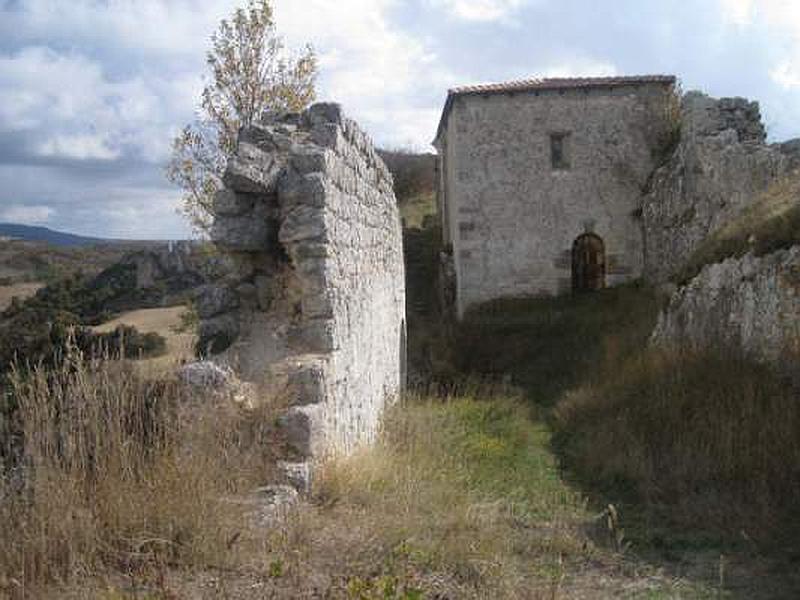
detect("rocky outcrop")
[197,103,406,490]
[651,246,800,369]
[643,92,799,283]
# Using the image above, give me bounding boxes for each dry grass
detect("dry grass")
[399,191,437,230]
[0,282,43,312]
[677,170,800,284]
[1,367,715,598]
[218,391,706,599]
[91,307,196,375]
[453,285,800,596]
[0,350,281,598]
[553,349,800,545]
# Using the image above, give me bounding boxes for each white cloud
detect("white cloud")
[719,0,754,25]
[537,60,618,78]
[719,0,800,90]
[0,0,233,58]
[0,46,198,162]
[429,0,532,22]
[0,204,54,225]
[36,134,120,161]
[273,0,458,147]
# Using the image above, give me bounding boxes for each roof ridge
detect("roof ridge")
[448,75,676,95]
[433,74,677,145]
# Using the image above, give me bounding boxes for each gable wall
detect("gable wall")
[440,83,671,316]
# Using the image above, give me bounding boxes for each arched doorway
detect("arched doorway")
[572,233,606,292]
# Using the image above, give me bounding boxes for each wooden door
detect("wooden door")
[572,234,606,292]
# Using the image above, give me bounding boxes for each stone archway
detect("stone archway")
[572,233,606,292]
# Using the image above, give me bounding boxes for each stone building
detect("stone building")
[434,75,677,317]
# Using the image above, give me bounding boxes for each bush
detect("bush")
[92,324,168,358]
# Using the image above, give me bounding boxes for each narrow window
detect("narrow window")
[550,132,571,170]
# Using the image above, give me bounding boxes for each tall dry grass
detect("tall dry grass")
[553,348,800,544]
[0,348,280,594]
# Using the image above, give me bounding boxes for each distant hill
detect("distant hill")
[0,223,106,247]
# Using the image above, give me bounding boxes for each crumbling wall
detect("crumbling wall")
[643,92,799,283]
[197,103,406,475]
[651,246,800,370]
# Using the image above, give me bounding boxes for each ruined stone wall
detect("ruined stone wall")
[643,92,798,283]
[198,103,406,471]
[437,83,673,316]
[651,246,800,369]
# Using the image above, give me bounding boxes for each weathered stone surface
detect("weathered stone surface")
[435,79,675,316]
[178,360,258,407]
[211,204,276,252]
[279,405,324,458]
[254,275,277,312]
[651,246,800,368]
[249,485,300,526]
[279,461,312,495]
[223,141,288,194]
[179,360,233,389]
[198,103,406,487]
[194,284,239,319]
[643,92,792,283]
[213,189,254,216]
[682,91,766,143]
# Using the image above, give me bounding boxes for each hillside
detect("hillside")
[0,238,158,284]
[0,223,108,247]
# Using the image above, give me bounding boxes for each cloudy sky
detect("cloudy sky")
[0,0,799,239]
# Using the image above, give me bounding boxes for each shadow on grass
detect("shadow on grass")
[450,285,800,599]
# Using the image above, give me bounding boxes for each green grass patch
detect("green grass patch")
[304,391,700,598]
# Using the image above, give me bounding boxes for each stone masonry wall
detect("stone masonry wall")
[197,103,406,475]
[437,82,674,317]
[651,246,800,370]
[643,92,799,283]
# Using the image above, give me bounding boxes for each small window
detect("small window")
[550,132,571,170]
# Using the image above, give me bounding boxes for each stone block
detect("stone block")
[211,209,274,252]
[213,189,253,217]
[285,356,327,405]
[278,461,312,495]
[223,141,287,194]
[278,405,324,459]
[194,284,239,319]
[254,275,277,312]
[279,205,327,244]
[305,102,344,127]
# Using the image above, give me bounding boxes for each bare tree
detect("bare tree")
[167,0,317,233]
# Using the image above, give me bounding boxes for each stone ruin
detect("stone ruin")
[645,92,800,368]
[643,91,800,283]
[195,103,406,488]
